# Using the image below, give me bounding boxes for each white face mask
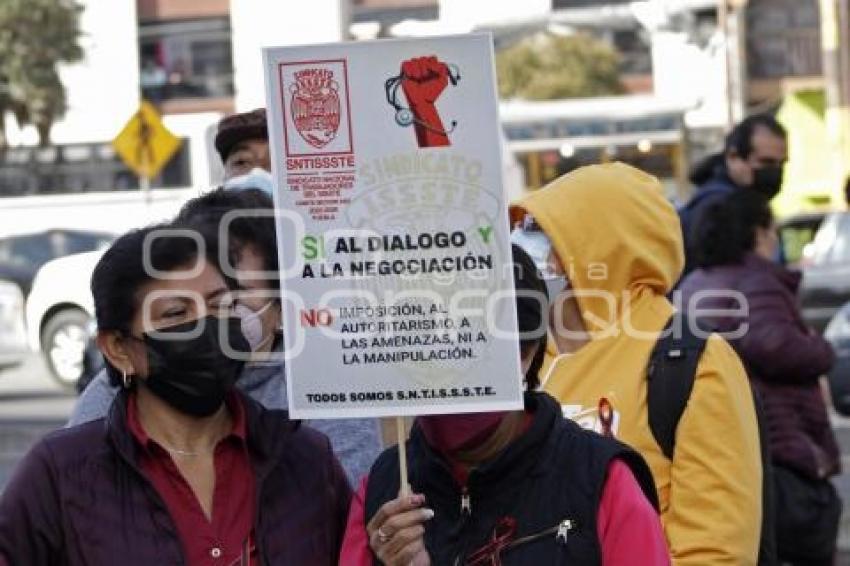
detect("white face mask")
[223,167,276,196]
[510,227,564,281]
[545,276,568,303]
[235,300,274,351]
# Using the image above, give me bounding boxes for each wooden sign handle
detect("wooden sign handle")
[396,415,409,497]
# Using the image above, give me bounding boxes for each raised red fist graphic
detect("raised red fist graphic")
[400,56,453,147]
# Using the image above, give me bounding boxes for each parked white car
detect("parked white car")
[0,279,28,369]
[25,251,102,387]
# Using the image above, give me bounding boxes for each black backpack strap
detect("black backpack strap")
[647,312,709,460]
[752,389,778,566]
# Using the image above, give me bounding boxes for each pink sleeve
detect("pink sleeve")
[339,477,373,566]
[597,460,671,566]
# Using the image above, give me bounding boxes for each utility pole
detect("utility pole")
[820,0,850,208]
[719,0,749,127]
[719,0,733,127]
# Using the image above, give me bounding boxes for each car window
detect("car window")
[0,240,11,265]
[0,232,113,273]
[59,231,112,255]
[4,235,55,270]
[780,217,824,266]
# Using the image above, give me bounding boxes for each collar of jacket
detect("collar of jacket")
[240,358,283,389]
[692,166,738,200]
[708,162,739,190]
[239,335,285,387]
[742,252,802,292]
[408,391,560,496]
[105,388,299,481]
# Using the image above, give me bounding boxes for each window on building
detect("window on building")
[138,17,233,102]
[747,0,821,79]
[0,140,192,197]
[613,29,652,76]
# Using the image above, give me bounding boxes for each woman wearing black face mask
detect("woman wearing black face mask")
[339,246,670,566]
[0,223,352,566]
[68,187,384,487]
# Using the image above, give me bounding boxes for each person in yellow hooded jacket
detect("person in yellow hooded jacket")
[510,162,763,566]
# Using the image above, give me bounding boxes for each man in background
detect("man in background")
[680,114,788,278]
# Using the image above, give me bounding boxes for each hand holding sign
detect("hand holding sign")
[400,56,455,147]
[367,493,433,566]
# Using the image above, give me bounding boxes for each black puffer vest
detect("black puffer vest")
[365,392,658,565]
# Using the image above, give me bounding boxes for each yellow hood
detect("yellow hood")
[513,164,763,565]
[511,162,684,333]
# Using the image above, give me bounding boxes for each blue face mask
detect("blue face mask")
[223,167,276,196]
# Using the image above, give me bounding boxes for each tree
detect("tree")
[496,33,624,100]
[0,0,83,149]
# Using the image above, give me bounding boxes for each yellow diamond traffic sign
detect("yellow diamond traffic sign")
[112,101,182,180]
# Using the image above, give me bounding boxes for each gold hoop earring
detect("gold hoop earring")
[122,369,132,389]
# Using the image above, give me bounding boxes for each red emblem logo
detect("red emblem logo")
[289,68,341,149]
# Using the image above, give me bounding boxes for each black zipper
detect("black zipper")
[460,486,472,516]
[451,484,474,566]
[253,467,270,566]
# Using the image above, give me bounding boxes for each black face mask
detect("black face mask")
[751,165,784,199]
[140,315,250,417]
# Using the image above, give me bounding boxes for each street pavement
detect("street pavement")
[2,356,850,562]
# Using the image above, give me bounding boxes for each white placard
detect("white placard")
[263,34,522,419]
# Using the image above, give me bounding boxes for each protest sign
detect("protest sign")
[263,34,523,419]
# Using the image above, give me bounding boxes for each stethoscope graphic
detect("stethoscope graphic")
[384,63,461,136]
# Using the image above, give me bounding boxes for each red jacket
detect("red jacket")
[0,390,352,565]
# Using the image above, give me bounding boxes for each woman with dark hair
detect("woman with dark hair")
[679,190,840,566]
[688,186,777,269]
[69,187,384,485]
[338,245,670,566]
[0,223,351,565]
